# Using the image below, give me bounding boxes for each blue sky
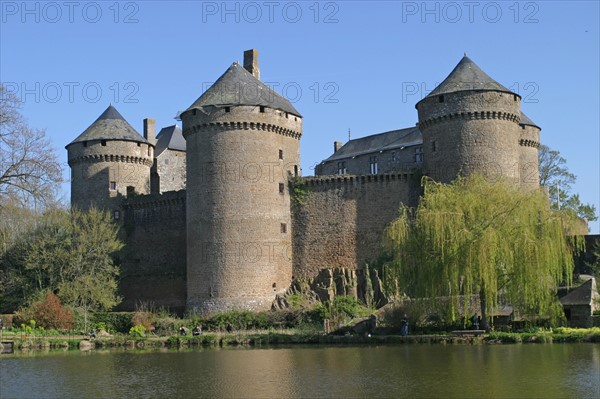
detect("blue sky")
[1,0,599,232]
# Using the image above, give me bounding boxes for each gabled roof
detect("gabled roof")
[519,112,540,129]
[419,56,517,104]
[67,105,148,148]
[185,63,301,117]
[323,126,422,162]
[155,125,185,156]
[560,279,595,306]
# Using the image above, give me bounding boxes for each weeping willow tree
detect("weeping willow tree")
[383,174,585,330]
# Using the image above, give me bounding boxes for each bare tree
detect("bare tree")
[0,84,62,208]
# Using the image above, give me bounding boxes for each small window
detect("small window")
[137,142,141,147]
[193,109,197,116]
[113,210,120,220]
[83,141,88,147]
[260,106,265,113]
[439,95,444,103]
[225,107,230,113]
[432,141,438,152]
[294,165,298,177]
[285,113,289,118]
[279,183,285,194]
[415,146,424,162]
[514,94,518,102]
[337,161,347,175]
[280,223,287,234]
[101,140,107,146]
[279,149,284,160]
[369,156,378,175]
[110,181,117,191]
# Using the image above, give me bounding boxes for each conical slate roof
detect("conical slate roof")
[421,56,517,101]
[67,105,148,148]
[155,125,185,156]
[185,63,301,117]
[519,112,540,129]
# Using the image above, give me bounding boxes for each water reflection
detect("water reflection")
[1,345,599,398]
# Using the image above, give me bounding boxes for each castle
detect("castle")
[66,50,540,315]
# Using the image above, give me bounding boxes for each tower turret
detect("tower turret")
[416,56,522,183]
[518,112,541,190]
[66,105,153,217]
[181,50,303,314]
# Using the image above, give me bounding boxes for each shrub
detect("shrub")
[129,324,146,338]
[14,293,74,330]
[93,312,133,333]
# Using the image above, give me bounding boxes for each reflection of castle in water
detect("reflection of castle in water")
[66,50,540,314]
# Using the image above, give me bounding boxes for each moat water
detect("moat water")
[1,344,599,398]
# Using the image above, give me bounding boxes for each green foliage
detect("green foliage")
[93,312,134,334]
[538,144,597,224]
[129,324,147,338]
[383,174,584,327]
[0,207,124,329]
[290,177,310,206]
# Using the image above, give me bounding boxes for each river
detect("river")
[1,344,599,398]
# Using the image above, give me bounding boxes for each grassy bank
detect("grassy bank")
[3,327,599,352]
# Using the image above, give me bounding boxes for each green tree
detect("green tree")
[383,175,584,331]
[0,208,124,330]
[538,144,597,225]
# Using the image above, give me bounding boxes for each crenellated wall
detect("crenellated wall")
[292,173,421,278]
[117,190,187,314]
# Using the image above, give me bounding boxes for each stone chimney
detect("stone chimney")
[143,118,156,145]
[244,49,260,80]
[334,141,343,153]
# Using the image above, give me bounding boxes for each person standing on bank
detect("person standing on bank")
[401,314,409,336]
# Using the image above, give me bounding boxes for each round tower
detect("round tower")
[518,112,541,191]
[416,56,522,184]
[181,50,303,314]
[66,105,154,217]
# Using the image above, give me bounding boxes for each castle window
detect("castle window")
[370,156,378,175]
[260,106,265,113]
[415,146,424,162]
[109,181,117,191]
[279,183,285,194]
[337,161,347,175]
[285,113,289,118]
[193,109,197,116]
[113,210,120,220]
[225,107,230,113]
[432,141,438,152]
[137,142,141,147]
[101,140,107,146]
[294,165,299,177]
[279,149,284,160]
[83,141,88,147]
[514,94,518,102]
[439,95,444,103]
[280,223,287,234]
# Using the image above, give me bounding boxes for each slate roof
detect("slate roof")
[155,125,185,156]
[519,112,540,128]
[560,279,595,306]
[322,126,422,162]
[419,56,517,104]
[67,105,148,148]
[185,63,301,117]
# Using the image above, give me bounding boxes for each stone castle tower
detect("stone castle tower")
[66,105,155,217]
[416,56,538,187]
[180,50,303,314]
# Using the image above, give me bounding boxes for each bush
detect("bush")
[14,293,74,330]
[93,312,134,334]
[129,324,146,338]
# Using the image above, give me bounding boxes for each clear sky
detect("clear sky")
[1,0,599,232]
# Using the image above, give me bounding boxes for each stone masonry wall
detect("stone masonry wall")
[156,149,186,193]
[292,173,420,278]
[117,190,187,313]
